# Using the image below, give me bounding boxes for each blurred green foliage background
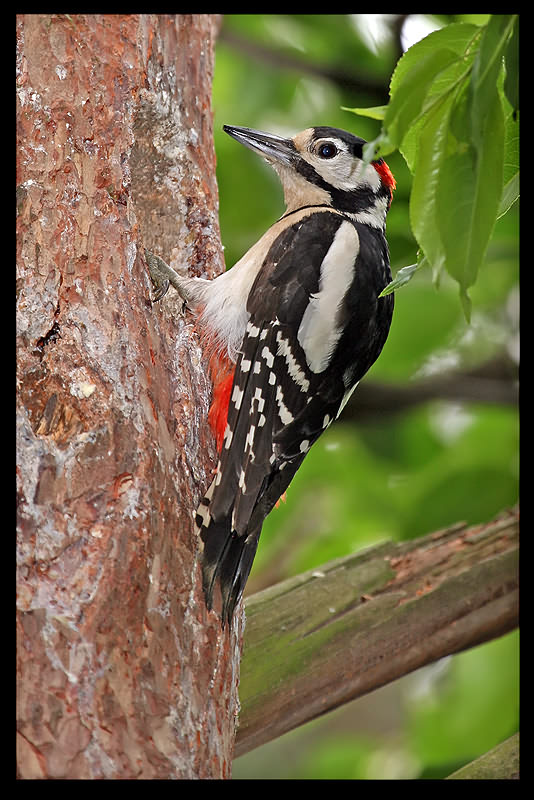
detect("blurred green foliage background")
[210,14,518,780]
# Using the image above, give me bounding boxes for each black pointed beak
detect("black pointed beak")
[223,125,296,166]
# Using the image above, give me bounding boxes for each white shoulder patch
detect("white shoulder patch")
[297,220,359,373]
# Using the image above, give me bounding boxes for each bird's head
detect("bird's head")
[223,124,395,226]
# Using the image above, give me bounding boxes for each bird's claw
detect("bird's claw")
[145,249,173,302]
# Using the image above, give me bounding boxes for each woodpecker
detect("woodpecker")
[146,124,395,625]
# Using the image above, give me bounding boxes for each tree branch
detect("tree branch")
[345,354,518,422]
[219,25,389,101]
[446,733,519,779]
[236,508,518,757]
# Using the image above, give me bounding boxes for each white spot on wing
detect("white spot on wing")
[253,387,265,412]
[195,503,211,527]
[245,425,256,452]
[276,331,310,392]
[262,346,275,368]
[224,424,233,449]
[275,386,294,424]
[195,475,217,531]
[231,384,244,410]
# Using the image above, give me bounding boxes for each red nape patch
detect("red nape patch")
[372,158,396,204]
[208,359,235,452]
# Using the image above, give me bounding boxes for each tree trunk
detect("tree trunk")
[16,13,241,780]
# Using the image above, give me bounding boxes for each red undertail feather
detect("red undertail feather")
[195,310,235,453]
[208,355,235,452]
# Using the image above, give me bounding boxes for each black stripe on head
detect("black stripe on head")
[294,160,388,214]
[311,127,366,160]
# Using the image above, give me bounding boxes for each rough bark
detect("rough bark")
[16,13,241,780]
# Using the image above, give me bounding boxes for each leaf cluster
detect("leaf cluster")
[348,15,519,319]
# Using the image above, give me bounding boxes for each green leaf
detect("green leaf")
[449,78,472,144]
[359,133,395,169]
[388,24,480,172]
[343,104,387,121]
[469,15,515,152]
[458,286,472,323]
[378,260,425,297]
[503,115,519,176]
[362,135,389,163]
[351,23,481,171]
[384,48,460,150]
[497,171,519,219]
[388,23,480,96]
[399,112,426,174]
[436,89,504,311]
[409,94,455,284]
[504,16,519,112]
[501,106,519,203]
[346,15,516,317]
[470,15,515,94]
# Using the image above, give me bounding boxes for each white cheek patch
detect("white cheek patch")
[298,220,359,373]
[309,152,382,194]
[308,149,353,190]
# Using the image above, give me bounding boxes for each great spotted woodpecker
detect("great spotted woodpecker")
[146,124,395,625]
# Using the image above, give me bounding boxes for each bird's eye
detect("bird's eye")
[317,142,337,159]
